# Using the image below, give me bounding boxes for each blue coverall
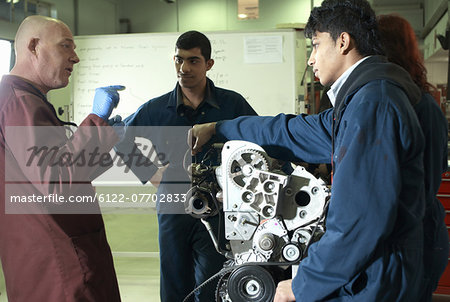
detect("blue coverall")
[117,78,257,302]
[415,92,449,301]
[214,56,427,301]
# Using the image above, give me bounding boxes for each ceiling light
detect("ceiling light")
[237,0,259,20]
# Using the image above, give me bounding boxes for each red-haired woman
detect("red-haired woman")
[378,14,449,302]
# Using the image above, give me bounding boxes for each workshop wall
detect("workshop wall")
[117,0,322,33]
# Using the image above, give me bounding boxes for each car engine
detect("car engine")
[184,140,330,302]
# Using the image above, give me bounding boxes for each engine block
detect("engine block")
[185,140,330,302]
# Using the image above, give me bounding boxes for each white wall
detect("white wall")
[118,0,178,32]
[374,5,424,33]
[0,0,75,40]
[77,0,119,35]
[54,0,76,32]
[426,61,448,85]
[424,0,448,26]
[0,20,19,41]
[117,0,323,33]
[0,0,119,40]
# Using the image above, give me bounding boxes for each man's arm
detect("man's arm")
[113,103,170,185]
[192,109,334,163]
[5,88,122,196]
[191,122,217,154]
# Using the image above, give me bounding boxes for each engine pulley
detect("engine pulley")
[282,243,302,262]
[227,266,275,302]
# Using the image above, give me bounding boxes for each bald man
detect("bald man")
[0,16,122,301]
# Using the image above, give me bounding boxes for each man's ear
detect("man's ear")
[338,32,352,54]
[206,58,214,71]
[28,38,39,56]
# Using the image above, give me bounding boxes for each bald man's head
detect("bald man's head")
[11,15,79,93]
[15,16,63,58]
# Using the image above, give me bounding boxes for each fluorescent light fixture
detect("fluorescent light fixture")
[238,0,259,20]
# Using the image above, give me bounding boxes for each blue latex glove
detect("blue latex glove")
[108,115,125,142]
[91,85,125,120]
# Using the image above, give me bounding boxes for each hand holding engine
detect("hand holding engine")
[189,122,217,154]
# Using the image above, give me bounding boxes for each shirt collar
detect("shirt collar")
[175,78,220,111]
[327,56,371,107]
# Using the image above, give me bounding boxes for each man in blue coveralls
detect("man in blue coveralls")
[115,31,257,301]
[190,0,427,301]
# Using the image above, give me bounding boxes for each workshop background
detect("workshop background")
[0,0,448,301]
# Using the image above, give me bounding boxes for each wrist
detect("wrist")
[91,112,108,120]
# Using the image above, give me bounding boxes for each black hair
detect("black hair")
[305,0,383,56]
[175,30,212,61]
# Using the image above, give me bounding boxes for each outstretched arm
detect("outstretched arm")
[191,110,334,163]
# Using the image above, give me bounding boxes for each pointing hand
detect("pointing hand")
[91,85,125,120]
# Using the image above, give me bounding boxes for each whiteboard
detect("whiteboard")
[70,30,303,124]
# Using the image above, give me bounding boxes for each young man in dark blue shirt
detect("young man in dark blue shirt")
[116,31,257,302]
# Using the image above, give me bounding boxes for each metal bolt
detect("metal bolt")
[285,188,293,196]
[228,215,237,221]
[245,280,260,295]
[264,181,275,193]
[286,248,295,257]
[242,191,254,203]
[298,235,308,244]
[259,234,275,251]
